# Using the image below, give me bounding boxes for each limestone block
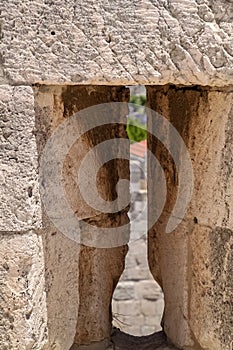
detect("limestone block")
[147,86,233,350]
[74,245,127,347]
[142,299,164,319]
[117,314,145,329]
[42,227,80,350]
[0,85,41,231]
[34,85,130,224]
[117,301,141,317]
[140,300,156,319]
[113,282,135,301]
[34,85,130,348]
[135,280,162,301]
[121,266,152,281]
[0,232,47,350]
[145,316,162,329]
[1,1,232,86]
[141,325,157,335]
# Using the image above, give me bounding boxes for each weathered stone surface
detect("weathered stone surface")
[34,85,130,349]
[1,1,233,86]
[141,299,164,317]
[121,266,152,281]
[74,245,127,347]
[41,226,80,350]
[147,85,233,349]
[0,232,47,350]
[0,85,41,231]
[34,85,130,224]
[136,281,162,301]
[113,282,135,300]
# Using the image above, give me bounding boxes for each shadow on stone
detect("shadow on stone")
[111,329,178,349]
[70,339,110,350]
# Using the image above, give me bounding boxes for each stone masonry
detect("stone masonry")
[1,1,233,87]
[0,1,232,350]
[147,85,233,350]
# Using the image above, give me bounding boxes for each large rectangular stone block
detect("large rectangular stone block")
[41,226,80,350]
[0,86,42,231]
[1,1,232,86]
[147,86,233,350]
[0,232,47,350]
[34,85,130,349]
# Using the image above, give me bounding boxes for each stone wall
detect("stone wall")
[0,86,47,350]
[147,85,233,350]
[34,85,130,350]
[0,1,232,350]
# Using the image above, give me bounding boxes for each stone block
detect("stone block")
[145,316,162,330]
[141,325,157,336]
[116,314,145,331]
[0,86,41,231]
[121,267,151,281]
[42,227,80,350]
[0,232,47,350]
[147,86,233,350]
[1,1,232,86]
[113,282,135,301]
[117,301,141,317]
[135,280,163,301]
[141,300,159,316]
[123,326,142,337]
[34,84,130,227]
[34,85,130,348]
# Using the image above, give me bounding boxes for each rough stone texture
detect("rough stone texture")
[0,232,47,350]
[34,85,130,349]
[0,85,41,231]
[40,226,80,350]
[1,1,233,86]
[0,85,47,349]
[1,1,233,343]
[147,85,233,350]
[112,236,164,336]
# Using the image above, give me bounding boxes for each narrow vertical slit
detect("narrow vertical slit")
[112,86,164,337]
